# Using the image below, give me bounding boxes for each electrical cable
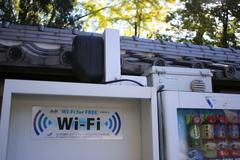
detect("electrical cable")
[156,85,165,160]
[103,79,144,86]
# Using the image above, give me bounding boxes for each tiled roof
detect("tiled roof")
[0,24,240,81]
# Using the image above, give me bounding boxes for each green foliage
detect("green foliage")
[0,0,15,22]
[166,0,240,48]
[1,0,239,49]
[0,0,78,28]
[80,0,174,37]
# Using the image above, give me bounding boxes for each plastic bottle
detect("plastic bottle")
[215,115,230,158]
[186,114,204,160]
[189,115,201,148]
[201,115,217,159]
[228,112,240,158]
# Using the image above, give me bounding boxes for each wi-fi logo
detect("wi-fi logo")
[104,112,121,135]
[33,110,52,136]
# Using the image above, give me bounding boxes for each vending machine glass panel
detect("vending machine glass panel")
[178,109,240,160]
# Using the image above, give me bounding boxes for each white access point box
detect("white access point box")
[145,66,213,92]
[0,80,159,160]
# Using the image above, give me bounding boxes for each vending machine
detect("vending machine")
[146,66,240,160]
[161,91,240,160]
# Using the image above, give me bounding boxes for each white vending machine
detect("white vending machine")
[147,66,240,160]
[161,91,240,160]
[0,80,159,160]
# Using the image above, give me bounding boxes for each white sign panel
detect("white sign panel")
[32,106,123,140]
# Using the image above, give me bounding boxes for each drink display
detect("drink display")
[215,115,229,159]
[202,115,217,159]
[227,111,240,158]
[188,115,201,148]
[178,109,240,160]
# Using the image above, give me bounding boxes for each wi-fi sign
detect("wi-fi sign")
[104,112,121,135]
[33,110,52,136]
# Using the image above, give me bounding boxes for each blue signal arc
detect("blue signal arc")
[33,110,51,136]
[39,113,44,132]
[109,118,112,129]
[105,112,121,135]
[115,112,121,135]
[112,114,117,133]
[43,117,48,128]
[33,110,41,136]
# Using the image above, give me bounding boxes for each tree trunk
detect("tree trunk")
[134,0,140,37]
[193,29,204,45]
[134,22,138,37]
[221,2,229,48]
[137,12,142,37]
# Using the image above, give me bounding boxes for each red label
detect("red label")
[229,142,240,157]
[217,142,230,157]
